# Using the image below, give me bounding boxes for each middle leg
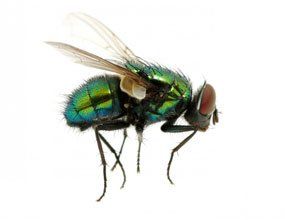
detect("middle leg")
[137,130,143,173]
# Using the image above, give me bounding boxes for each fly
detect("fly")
[47,13,219,201]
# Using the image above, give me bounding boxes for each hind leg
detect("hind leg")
[93,126,107,202]
[111,129,127,171]
[93,121,130,201]
[99,133,126,189]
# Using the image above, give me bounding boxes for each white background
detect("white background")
[1,0,285,219]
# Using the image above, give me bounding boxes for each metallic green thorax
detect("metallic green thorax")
[125,61,192,123]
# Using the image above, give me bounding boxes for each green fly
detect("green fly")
[47,13,219,201]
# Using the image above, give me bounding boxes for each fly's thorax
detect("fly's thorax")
[138,86,190,124]
[125,61,193,123]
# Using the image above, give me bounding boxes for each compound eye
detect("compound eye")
[199,84,216,115]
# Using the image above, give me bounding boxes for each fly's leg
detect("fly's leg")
[93,126,107,202]
[161,120,198,184]
[99,133,126,189]
[111,129,127,171]
[137,131,143,173]
[166,131,197,184]
[98,121,130,186]
[93,121,130,201]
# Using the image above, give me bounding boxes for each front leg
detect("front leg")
[161,119,196,133]
[161,119,198,184]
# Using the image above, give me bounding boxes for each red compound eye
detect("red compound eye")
[199,84,216,115]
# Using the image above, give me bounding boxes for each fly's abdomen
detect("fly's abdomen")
[64,75,124,130]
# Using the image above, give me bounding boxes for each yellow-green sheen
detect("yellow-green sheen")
[64,76,123,128]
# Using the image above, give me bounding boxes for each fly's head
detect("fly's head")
[184,82,219,131]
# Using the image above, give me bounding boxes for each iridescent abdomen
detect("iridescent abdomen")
[64,75,125,130]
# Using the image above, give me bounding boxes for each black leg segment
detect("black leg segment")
[93,126,107,202]
[161,119,198,184]
[161,120,196,133]
[111,129,127,171]
[92,121,130,201]
[99,133,126,189]
[137,131,143,173]
[167,130,198,184]
[97,121,130,131]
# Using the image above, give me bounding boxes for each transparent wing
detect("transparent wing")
[47,13,156,99]
[64,12,141,62]
[46,41,151,88]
